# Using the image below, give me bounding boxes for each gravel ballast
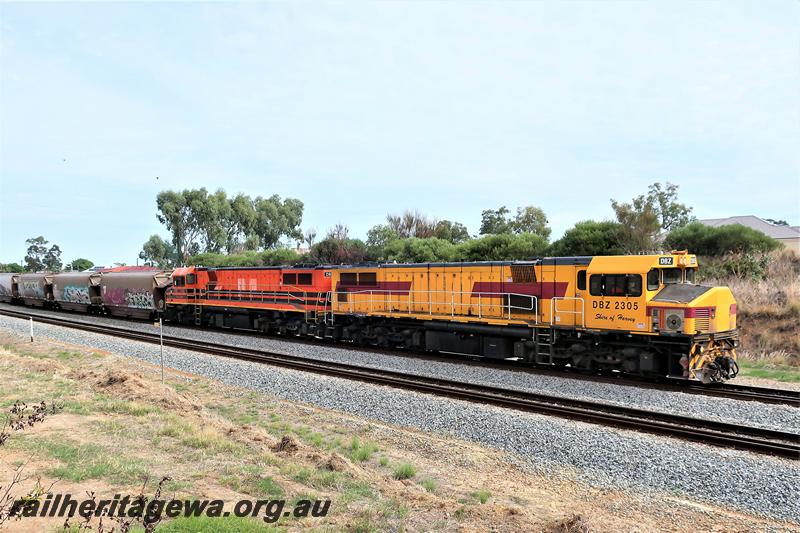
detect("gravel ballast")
[1,313,799,522]
[2,304,797,434]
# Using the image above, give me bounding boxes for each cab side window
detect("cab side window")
[173,276,185,287]
[589,274,642,297]
[589,275,603,296]
[626,275,642,296]
[646,269,659,291]
[186,273,197,285]
[577,270,587,291]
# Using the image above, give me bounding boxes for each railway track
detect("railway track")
[1,304,797,406]
[1,308,798,459]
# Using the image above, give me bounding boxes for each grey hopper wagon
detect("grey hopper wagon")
[0,273,19,303]
[100,271,171,319]
[51,272,103,312]
[17,273,53,308]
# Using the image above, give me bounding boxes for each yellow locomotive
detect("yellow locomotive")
[324,251,738,383]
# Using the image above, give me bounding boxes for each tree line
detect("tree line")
[0,237,95,273]
[138,181,782,269]
[0,181,783,273]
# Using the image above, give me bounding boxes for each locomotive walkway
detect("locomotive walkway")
[1,308,798,460]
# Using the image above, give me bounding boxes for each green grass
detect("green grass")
[350,510,379,533]
[306,432,324,448]
[421,478,437,492]
[212,403,259,425]
[56,350,82,361]
[221,472,285,498]
[738,360,800,382]
[162,478,190,493]
[341,481,376,503]
[61,400,91,415]
[379,456,388,467]
[312,470,339,488]
[392,463,416,480]
[472,489,491,504]
[289,466,312,485]
[254,476,285,497]
[288,466,342,490]
[180,429,242,454]
[349,437,378,462]
[93,419,128,433]
[156,516,281,532]
[157,415,196,438]
[94,396,160,416]
[27,438,148,484]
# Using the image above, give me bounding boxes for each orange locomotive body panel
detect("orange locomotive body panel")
[330,259,586,327]
[167,266,334,314]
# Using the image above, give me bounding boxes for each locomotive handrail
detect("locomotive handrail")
[550,297,585,328]
[167,286,326,305]
[167,285,542,324]
[329,289,538,323]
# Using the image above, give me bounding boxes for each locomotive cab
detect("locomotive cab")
[579,252,738,382]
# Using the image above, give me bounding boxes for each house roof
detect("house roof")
[699,216,800,239]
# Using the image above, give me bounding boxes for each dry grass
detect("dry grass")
[702,249,800,316]
[702,249,800,366]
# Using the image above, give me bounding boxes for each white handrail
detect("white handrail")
[331,289,538,322]
[549,297,585,327]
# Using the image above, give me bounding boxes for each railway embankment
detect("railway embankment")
[0,317,798,530]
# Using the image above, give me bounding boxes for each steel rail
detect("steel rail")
[1,305,796,406]
[2,308,798,459]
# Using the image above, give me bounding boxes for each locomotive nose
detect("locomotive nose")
[685,287,737,334]
[685,287,739,383]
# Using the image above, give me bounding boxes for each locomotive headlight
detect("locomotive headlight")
[665,313,683,331]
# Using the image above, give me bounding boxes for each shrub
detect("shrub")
[261,248,302,265]
[309,238,367,264]
[665,222,781,256]
[456,233,548,261]
[384,238,457,263]
[698,253,771,281]
[189,249,301,267]
[548,220,625,256]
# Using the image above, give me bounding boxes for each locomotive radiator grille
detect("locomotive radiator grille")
[693,308,711,332]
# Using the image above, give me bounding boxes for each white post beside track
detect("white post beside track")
[159,317,164,383]
[29,317,33,343]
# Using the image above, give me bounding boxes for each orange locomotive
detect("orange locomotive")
[167,265,334,336]
[166,251,739,383]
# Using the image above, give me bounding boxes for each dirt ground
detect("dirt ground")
[0,330,796,532]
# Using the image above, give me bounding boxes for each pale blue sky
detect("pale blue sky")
[1,1,798,266]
